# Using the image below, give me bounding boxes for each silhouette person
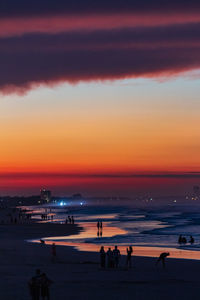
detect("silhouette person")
[41,273,52,300]
[51,243,56,262]
[97,221,100,237]
[100,246,106,268]
[29,276,38,300]
[182,237,187,244]
[189,236,194,245]
[156,252,170,268]
[29,269,41,300]
[97,221,100,230]
[126,246,133,268]
[99,221,103,236]
[107,248,114,268]
[113,246,120,268]
[178,235,183,245]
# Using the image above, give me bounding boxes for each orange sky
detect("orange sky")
[1,78,200,176]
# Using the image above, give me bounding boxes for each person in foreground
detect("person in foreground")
[29,269,41,300]
[156,252,170,269]
[41,273,53,300]
[29,269,53,300]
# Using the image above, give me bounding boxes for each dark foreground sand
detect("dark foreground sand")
[1,220,200,300]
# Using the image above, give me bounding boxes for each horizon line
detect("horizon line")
[0,171,200,179]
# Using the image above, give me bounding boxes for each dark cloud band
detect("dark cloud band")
[1,14,200,92]
[1,0,200,17]
[1,23,200,51]
[1,47,200,93]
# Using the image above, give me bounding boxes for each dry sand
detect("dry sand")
[0,209,200,300]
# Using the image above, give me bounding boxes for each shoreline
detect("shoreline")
[28,222,200,262]
[2,207,200,261]
[1,210,200,299]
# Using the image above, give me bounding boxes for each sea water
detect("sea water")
[25,201,200,260]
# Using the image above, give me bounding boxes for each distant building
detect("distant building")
[40,189,51,203]
[192,185,200,201]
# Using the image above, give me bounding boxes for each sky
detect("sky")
[0,0,200,196]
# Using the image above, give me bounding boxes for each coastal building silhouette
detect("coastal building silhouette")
[40,189,51,203]
[192,185,200,201]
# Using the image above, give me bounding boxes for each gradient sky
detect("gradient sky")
[1,1,200,196]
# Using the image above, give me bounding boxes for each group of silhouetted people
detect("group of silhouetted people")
[100,246,127,268]
[7,209,32,224]
[41,214,54,221]
[178,235,194,245]
[65,216,74,224]
[41,214,48,220]
[29,269,53,300]
[100,246,171,269]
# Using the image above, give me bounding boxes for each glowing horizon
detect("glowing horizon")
[1,77,200,195]
[1,1,200,195]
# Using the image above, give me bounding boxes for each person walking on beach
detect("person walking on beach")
[113,246,120,268]
[41,273,53,300]
[156,252,170,269]
[126,246,133,268]
[51,243,56,262]
[100,246,106,268]
[71,216,74,224]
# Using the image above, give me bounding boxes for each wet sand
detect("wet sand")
[1,210,200,299]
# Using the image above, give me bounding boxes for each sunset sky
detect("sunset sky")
[1,0,200,195]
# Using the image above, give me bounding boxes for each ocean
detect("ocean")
[25,200,200,260]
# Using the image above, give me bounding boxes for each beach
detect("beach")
[1,210,200,300]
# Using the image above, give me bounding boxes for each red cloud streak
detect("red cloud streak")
[1,13,200,37]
